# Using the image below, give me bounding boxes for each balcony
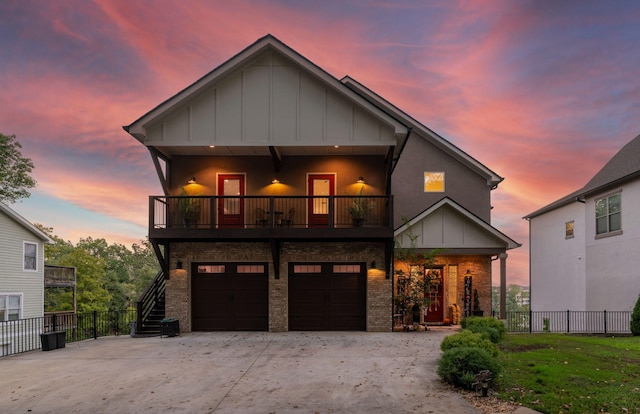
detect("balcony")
[149,195,393,241]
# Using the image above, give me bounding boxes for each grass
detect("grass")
[497,334,640,413]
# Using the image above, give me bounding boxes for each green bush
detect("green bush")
[437,347,501,389]
[461,316,506,343]
[631,293,640,336]
[441,330,499,357]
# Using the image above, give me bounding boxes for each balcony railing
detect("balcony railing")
[149,195,393,239]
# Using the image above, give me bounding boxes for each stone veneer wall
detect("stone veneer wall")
[167,241,391,333]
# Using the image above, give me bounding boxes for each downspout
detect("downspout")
[391,128,413,174]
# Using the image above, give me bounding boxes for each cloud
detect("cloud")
[2,0,639,286]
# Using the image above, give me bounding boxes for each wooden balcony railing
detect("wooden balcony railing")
[148,195,393,240]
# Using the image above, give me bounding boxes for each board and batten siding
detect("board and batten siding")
[0,211,44,319]
[143,50,397,148]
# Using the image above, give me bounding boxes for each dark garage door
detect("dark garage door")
[192,263,268,331]
[289,263,366,331]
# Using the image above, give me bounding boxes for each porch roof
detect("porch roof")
[394,197,520,252]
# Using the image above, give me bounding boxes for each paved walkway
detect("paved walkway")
[1,328,480,413]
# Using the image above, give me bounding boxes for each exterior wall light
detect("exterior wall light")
[187,177,196,184]
[271,178,280,184]
[356,177,365,184]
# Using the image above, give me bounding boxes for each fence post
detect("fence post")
[603,310,607,334]
[567,310,570,333]
[52,313,57,333]
[529,309,532,333]
[93,311,98,339]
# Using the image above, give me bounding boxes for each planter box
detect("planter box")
[40,331,66,351]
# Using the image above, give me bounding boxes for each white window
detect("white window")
[0,294,22,321]
[23,242,38,271]
[595,193,621,236]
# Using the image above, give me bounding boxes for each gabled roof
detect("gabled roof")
[395,197,520,250]
[0,202,54,243]
[341,76,503,188]
[124,34,407,142]
[525,134,640,219]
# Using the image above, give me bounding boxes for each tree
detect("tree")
[0,133,36,204]
[394,220,438,327]
[36,225,159,312]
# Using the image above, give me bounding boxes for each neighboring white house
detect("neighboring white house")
[0,202,53,321]
[525,134,640,315]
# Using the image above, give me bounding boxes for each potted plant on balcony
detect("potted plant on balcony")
[179,186,201,227]
[346,188,373,227]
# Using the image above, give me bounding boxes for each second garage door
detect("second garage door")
[192,263,268,331]
[289,263,366,331]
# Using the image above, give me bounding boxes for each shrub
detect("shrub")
[441,330,499,357]
[437,347,501,389]
[631,293,640,336]
[461,316,506,343]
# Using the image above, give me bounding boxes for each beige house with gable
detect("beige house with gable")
[125,35,519,333]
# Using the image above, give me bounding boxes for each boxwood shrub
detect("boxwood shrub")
[460,316,506,343]
[440,329,499,357]
[437,347,501,389]
[631,293,640,336]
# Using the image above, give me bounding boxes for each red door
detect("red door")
[424,268,444,323]
[307,174,335,227]
[217,174,244,228]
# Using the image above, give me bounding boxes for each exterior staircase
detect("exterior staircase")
[135,270,166,336]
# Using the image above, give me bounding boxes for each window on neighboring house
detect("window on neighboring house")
[595,193,622,236]
[0,294,22,321]
[23,242,37,271]
[565,221,574,239]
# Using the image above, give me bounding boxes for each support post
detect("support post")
[499,253,508,320]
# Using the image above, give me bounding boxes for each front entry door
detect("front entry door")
[424,268,444,323]
[308,174,335,227]
[218,174,244,228]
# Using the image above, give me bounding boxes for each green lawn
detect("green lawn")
[497,334,640,413]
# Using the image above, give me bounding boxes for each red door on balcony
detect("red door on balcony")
[307,174,335,227]
[217,174,245,228]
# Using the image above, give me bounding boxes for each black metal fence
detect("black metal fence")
[504,310,632,334]
[1,310,136,357]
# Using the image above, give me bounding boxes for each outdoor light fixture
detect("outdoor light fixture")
[176,260,183,270]
[356,176,365,184]
[370,260,377,269]
[187,177,196,184]
[271,177,280,184]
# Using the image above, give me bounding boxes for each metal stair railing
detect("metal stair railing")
[135,270,165,334]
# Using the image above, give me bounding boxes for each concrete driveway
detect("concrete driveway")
[0,328,479,413]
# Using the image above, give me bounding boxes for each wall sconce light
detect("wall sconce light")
[271,177,280,184]
[187,177,196,185]
[176,260,183,270]
[370,260,378,270]
[356,176,365,184]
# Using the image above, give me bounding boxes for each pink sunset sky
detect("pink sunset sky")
[2,1,639,287]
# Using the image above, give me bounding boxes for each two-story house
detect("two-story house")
[1,202,53,354]
[125,35,518,333]
[525,134,640,316]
